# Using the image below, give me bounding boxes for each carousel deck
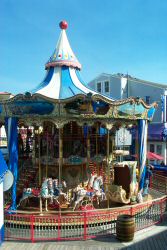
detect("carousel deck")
[7,188,163,216]
[4,189,166,243]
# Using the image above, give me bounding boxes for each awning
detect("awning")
[132,151,164,160]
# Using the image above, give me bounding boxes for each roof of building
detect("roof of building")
[89,73,167,89]
[0,92,12,95]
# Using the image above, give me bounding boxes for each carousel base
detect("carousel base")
[6,192,155,221]
[5,189,166,242]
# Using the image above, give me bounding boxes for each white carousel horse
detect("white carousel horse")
[88,174,97,188]
[40,178,68,211]
[92,175,106,204]
[72,175,106,210]
[17,178,67,212]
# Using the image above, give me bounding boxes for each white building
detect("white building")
[0,92,13,147]
[88,73,167,164]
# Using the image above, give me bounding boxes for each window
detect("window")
[97,82,101,93]
[104,81,109,93]
[150,144,154,152]
[157,145,162,155]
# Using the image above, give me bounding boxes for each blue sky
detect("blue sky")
[1,0,167,94]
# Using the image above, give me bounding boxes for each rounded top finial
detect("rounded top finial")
[59,20,68,30]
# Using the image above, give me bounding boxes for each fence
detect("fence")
[4,195,167,242]
[151,173,167,194]
[4,173,167,242]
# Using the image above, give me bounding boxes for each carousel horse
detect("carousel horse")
[88,173,97,188]
[92,175,106,204]
[72,175,106,210]
[17,187,41,208]
[17,178,67,212]
[39,178,68,211]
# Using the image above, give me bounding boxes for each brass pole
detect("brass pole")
[32,127,36,163]
[96,123,98,155]
[96,123,99,175]
[82,163,84,187]
[135,123,139,184]
[59,127,63,186]
[87,126,90,162]
[107,129,110,208]
[38,128,41,186]
[46,129,49,178]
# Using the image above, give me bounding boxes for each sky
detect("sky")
[1,0,167,94]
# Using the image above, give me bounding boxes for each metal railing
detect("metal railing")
[4,195,167,242]
[4,173,167,242]
[151,173,167,194]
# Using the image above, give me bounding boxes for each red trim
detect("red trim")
[30,215,34,243]
[45,60,82,70]
[57,212,61,241]
[83,212,87,240]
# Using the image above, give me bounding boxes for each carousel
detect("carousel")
[1,21,157,216]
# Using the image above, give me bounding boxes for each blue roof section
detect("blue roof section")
[75,70,94,91]
[29,65,115,100]
[30,67,55,93]
[59,66,85,99]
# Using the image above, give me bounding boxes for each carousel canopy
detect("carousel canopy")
[30,20,106,100]
[0,21,157,121]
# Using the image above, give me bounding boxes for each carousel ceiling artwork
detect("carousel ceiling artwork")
[0,20,157,122]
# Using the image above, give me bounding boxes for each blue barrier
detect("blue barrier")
[152,164,167,172]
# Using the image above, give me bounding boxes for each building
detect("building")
[0,92,13,101]
[0,92,13,147]
[88,73,167,164]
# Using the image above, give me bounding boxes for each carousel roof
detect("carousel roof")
[30,20,111,100]
[0,21,157,121]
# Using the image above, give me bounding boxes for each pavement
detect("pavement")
[0,220,167,250]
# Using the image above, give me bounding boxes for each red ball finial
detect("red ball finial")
[59,20,68,30]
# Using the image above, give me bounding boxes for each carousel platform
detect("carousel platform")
[4,190,166,242]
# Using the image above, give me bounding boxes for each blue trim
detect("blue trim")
[99,127,107,135]
[0,104,2,114]
[60,66,85,99]
[0,150,8,179]
[9,101,54,115]
[5,117,18,210]
[139,165,146,190]
[83,125,89,137]
[75,70,88,87]
[30,67,54,93]
[0,225,5,244]
[138,120,147,190]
